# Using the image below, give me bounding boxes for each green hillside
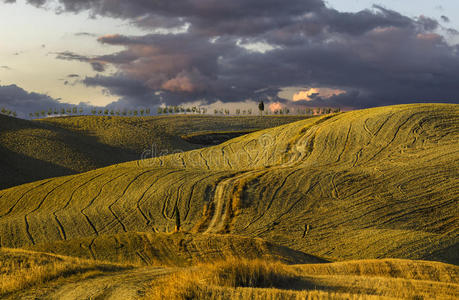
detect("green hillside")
[0,104,457,265]
[0,114,308,189]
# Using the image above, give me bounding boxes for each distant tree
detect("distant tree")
[79,107,84,114]
[333,107,341,113]
[0,107,6,114]
[29,112,33,118]
[54,109,58,115]
[214,109,218,115]
[146,108,150,115]
[186,107,191,113]
[72,107,77,114]
[12,111,17,117]
[258,101,265,116]
[179,106,185,113]
[235,109,240,115]
[134,110,138,116]
[116,110,120,116]
[157,107,163,114]
[168,107,173,114]
[35,112,40,118]
[48,109,52,116]
[66,108,72,114]
[285,108,290,115]
[242,110,246,115]
[247,109,252,115]
[163,107,168,114]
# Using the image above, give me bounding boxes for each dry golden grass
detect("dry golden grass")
[145,258,459,300]
[0,247,131,297]
[26,232,325,267]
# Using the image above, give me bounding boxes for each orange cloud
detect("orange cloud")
[269,102,283,112]
[293,88,345,101]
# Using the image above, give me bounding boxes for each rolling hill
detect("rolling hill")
[0,114,308,189]
[0,104,457,266]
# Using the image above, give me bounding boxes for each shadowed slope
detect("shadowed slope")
[0,114,307,189]
[0,104,457,264]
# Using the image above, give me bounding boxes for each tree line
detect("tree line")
[0,107,17,118]
[25,102,341,119]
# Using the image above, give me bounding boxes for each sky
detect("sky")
[1,0,459,117]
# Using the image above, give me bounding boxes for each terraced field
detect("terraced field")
[0,114,307,189]
[0,104,457,265]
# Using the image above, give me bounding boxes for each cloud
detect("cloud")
[4,0,459,109]
[441,15,450,23]
[54,51,107,72]
[293,88,345,101]
[67,74,80,78]
[0,66,11,70]
[75,32,96,37]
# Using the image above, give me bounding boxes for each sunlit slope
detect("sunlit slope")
[0,104,457,263]
[0,114,307,189]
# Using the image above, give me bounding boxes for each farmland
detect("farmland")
[0,114,308,189]
[0,103,457,298]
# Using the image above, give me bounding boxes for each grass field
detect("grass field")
[0,114,308,189]
[146,258,459,299]
[0,103,457,298]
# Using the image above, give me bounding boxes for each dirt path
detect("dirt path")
[7,267,173,300]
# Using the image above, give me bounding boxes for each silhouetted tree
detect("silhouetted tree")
[258,101,265,116]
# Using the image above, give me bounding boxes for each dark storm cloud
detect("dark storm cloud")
[4,0,459,108]
[0,84,89,117]
[441,15,450,23]
[67,74,80,78]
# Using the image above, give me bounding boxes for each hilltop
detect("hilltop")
[0,114,308,189]
[0,104,457,265]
